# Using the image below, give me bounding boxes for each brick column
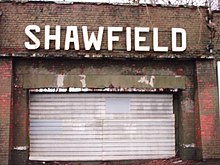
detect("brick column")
[195,59,219,159]
[0,58,13,165]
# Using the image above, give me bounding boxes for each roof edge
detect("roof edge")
[0,0,208,10]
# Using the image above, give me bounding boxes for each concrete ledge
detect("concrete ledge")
[23,74,186,89]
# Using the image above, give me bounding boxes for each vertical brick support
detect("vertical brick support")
[195,59,219,159]
[178,73,197,160]
[0,58,13,165]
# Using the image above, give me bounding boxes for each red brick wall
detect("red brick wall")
[0,58,13,165]
[0,2,209,58]
[195,60,220,159]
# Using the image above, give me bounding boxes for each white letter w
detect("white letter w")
[82,26,104,50]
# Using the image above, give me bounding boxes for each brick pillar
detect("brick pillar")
[195,59,219,159]
[0,58,13,165]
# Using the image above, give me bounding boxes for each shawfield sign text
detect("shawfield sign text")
[25,25,187,52]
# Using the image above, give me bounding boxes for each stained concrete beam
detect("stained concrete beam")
[22,74,186,89]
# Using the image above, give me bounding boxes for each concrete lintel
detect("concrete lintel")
[23,74,186,89]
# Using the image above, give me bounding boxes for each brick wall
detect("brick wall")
[0,58,13,165]
[0,2,209,58]
[195,60,220,159]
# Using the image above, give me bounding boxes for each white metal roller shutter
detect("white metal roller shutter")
[29,93,175,161]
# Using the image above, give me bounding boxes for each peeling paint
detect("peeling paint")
[13,146,28,151]
[57,74,65,87]
[182,143,195,148]
[181,99,194,112]
[79,75,86,88]
[30,87,179,93]
[138,76,155,87]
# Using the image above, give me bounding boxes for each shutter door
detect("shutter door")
[29,93,175,161]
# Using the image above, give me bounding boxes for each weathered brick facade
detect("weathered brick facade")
[195,60,219,159]
[0,2,210,58]
[0,59,13,165]
[0,1,220,165]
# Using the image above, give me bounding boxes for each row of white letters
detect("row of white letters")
[25,25,187,52]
